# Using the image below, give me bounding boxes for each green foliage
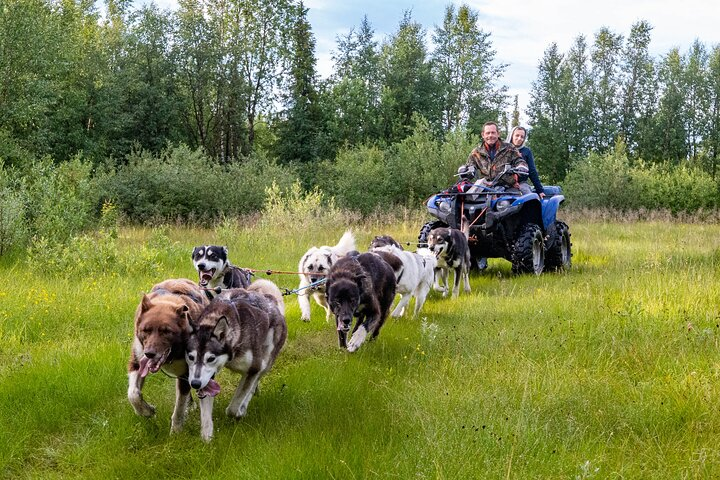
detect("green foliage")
[25,205,175,278]
[320,122,474,214]
[563,141,719,211]
[22,155,97,244]
[262,180,345,230]
[0,167,27,255]
[98,145,296,224]
[318,144,389,214]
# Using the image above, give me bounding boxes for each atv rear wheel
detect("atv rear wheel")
[511,223,545,275]
[545,221,572,271]
[418,220,447,248]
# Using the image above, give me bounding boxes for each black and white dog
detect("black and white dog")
[191,246,252,297]
[325,252,396,352]
[369,235,437,317]
[427,227,471,298]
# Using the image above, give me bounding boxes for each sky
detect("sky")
[148,0,720,121]
[303,0,720,121]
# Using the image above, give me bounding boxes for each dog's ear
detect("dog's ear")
[299,251,311,271]
[213,316,228,341]
[325,254,333,267]
[192,246,201,257]
[223,246,228,256]
[187,318,197,335]
[355,272,371,293]
[140,294,153,313]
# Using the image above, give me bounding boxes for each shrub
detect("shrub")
[21,155,97,244]
[98,145,297,223]
[0,183,27,255]
[563,141,720,213]
[318,144,390,214]
[261,180,347,230]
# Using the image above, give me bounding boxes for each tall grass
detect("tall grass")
[2,217,720,478]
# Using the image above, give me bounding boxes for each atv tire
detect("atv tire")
[418,220,447,248]
[545,221,571,271]
[511,223,545,275]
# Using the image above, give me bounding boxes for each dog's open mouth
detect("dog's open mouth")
[198,269,216,287]
[197,378,221,398]
[138,350,170,378]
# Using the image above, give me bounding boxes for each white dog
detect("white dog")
[298,231,356,321]
[370,236,437,317]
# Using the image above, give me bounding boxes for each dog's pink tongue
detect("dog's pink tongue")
[139,357,151,378]
[199,379,221,398]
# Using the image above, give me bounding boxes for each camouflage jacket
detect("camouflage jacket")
[465,141,528,187]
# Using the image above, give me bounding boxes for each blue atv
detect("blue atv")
[418,166,571,274]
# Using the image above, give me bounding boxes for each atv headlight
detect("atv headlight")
[439,200,451,213]
[495,199,512,212]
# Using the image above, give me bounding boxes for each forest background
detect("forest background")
[1,0,720,255]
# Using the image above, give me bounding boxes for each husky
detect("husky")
[370,235,437,317]
[369,235,404,250]
[427,227,471,298]
[185,279,287,441]
[127,278,209,434]
[297,231,356,322]
[325,253,396,352]
[191,245,252,298]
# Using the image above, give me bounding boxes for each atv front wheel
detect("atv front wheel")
[417,220,447,248]
[512,223,545,275]
[545,221,571,271]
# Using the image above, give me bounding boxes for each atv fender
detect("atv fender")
[541,195,565,230]
[512,194,544,231]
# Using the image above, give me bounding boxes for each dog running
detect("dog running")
[127,278,209,434]
[427,227,471,298]
[192,245,252,298]
[369,235,437,317]
[325,252,396,352]
[297,231,356,322]
[185,279,287,441]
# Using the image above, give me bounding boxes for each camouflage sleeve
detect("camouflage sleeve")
[466,147,480,169]
[510,145,528,170]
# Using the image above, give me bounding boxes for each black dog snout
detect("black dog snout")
[197,263,206,271]
[144,352,156,359]
[190,379,202,389]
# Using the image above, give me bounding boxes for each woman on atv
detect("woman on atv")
[509,126,545,198]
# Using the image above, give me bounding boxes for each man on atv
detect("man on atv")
[459,121,531,194]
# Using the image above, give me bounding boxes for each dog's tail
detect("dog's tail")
[333,230,356,257]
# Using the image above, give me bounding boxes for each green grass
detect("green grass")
[2,218,720,478]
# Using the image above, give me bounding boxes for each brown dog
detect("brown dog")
[127,278,209,433]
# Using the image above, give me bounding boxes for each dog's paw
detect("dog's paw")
[226,405,247,419]
[347,326,367,352]
[201,430,214,442]
[131,400,156,418]
[300,313,311,322]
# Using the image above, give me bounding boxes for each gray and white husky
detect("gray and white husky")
[427,227,471,298]
[185,279,287,441]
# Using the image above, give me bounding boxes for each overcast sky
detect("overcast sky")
[148,0,720,121]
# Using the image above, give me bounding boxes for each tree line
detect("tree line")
[2,0,720,255]
[528,21,720,181]
[0,0,507,169]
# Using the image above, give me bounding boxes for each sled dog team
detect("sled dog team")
[128,227,471,441]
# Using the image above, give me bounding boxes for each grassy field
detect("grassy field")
[2,215,720,479]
